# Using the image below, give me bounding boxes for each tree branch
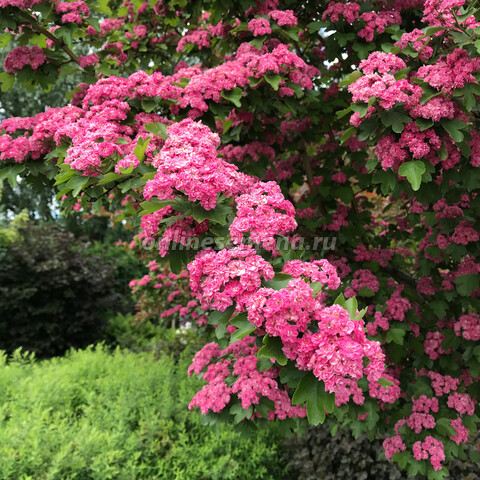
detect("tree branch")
[21,11,79,64]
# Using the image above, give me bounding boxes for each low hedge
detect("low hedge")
[0,346,289,480]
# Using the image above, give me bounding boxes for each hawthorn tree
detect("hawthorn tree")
[1,0,480,477]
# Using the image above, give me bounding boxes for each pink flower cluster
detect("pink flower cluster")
[449,417,469,445]
[424,331,451,360]
[78,53,99,68]
[369,372,401,403]
[358,11,401,43]
[417,49,480,93]
[351,269,380,294]
[177,29,211,52]
[359,51,406,75]
[295,304,385,400]
[281,259,341,290]
[145,119,254,210]
[447,392,476,415]
[3,46,46,73]
[56,0,90,24]
[422,0,480,28]
[188,336,307,419]
[454,313,480,341]
[322,1,360,23]
[452,221,479,245]
[375,124,460,171]
[412,394,439,413]
[395,29,433,60]
[412,436,445,471]
[188,245,275,311]
[230,181,297,251]
[383,435,406,458]
[248,18,271,36]
[349,70,421,111]
[268,9,298,26]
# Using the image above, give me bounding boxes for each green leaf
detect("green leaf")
[144,122,168,140]
[255,398,275,419]
[97,172,123,186]
[257,335,287,366]
[386,328,406,345]
[441,118,467,143]
[0,72,14,92]
[398,161,426,191]
[464,92,476,112]
[263,273,294,290]
[431,301,447,318]
[0,33,12,48]
[0,165,25,188]
[292,373,335,426]
[133,136,151,162]
[381,110,411,133]
[340,127,356,144]
[354,307,368,321]
[455,273,479,296]
[265,74,282,91]
[436,417,457,437]
[334,293,347,308]
[250,35,266,50]
[339,70,362,88]
[208,305,235,325]
[357,119,379,141]
[97,0,112,14]
[415,118,434,131]
[66,175,89,197]
[378,377,394,388]
[191,204,231,225]
[119,177,145,193]
[357,286,375,297]
[139,198,172,214]
[344,296,358,319]
[53,169,75,186]
[221,87,243,108]
[279,363,306,388]
[141,99,158,113]
[229,403,253,423]
[336,106,352,120]
[168,244,189,274]
[230,313,256,342]
[215,322,227,339]
[310,281,323,297]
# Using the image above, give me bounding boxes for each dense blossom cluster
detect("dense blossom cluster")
[188,245,275,312]
[3,46,46,73]
[188,336,307,419]
[230,181,297,251]
[145,119,253,209]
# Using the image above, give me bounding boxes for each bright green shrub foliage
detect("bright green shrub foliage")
[0,347,288,480]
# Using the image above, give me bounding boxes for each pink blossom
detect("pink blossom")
[248,18,272,37]
[3,46,46,73]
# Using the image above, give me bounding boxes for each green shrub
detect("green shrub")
[0,346,289,479]
[0,224,120,357]
[105,313,209,363]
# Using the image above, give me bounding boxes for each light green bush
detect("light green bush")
[0,346,288,480]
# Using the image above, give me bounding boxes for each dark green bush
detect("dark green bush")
[0,224,119,357]
[83,242,145,313]
[0,346,289,480]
